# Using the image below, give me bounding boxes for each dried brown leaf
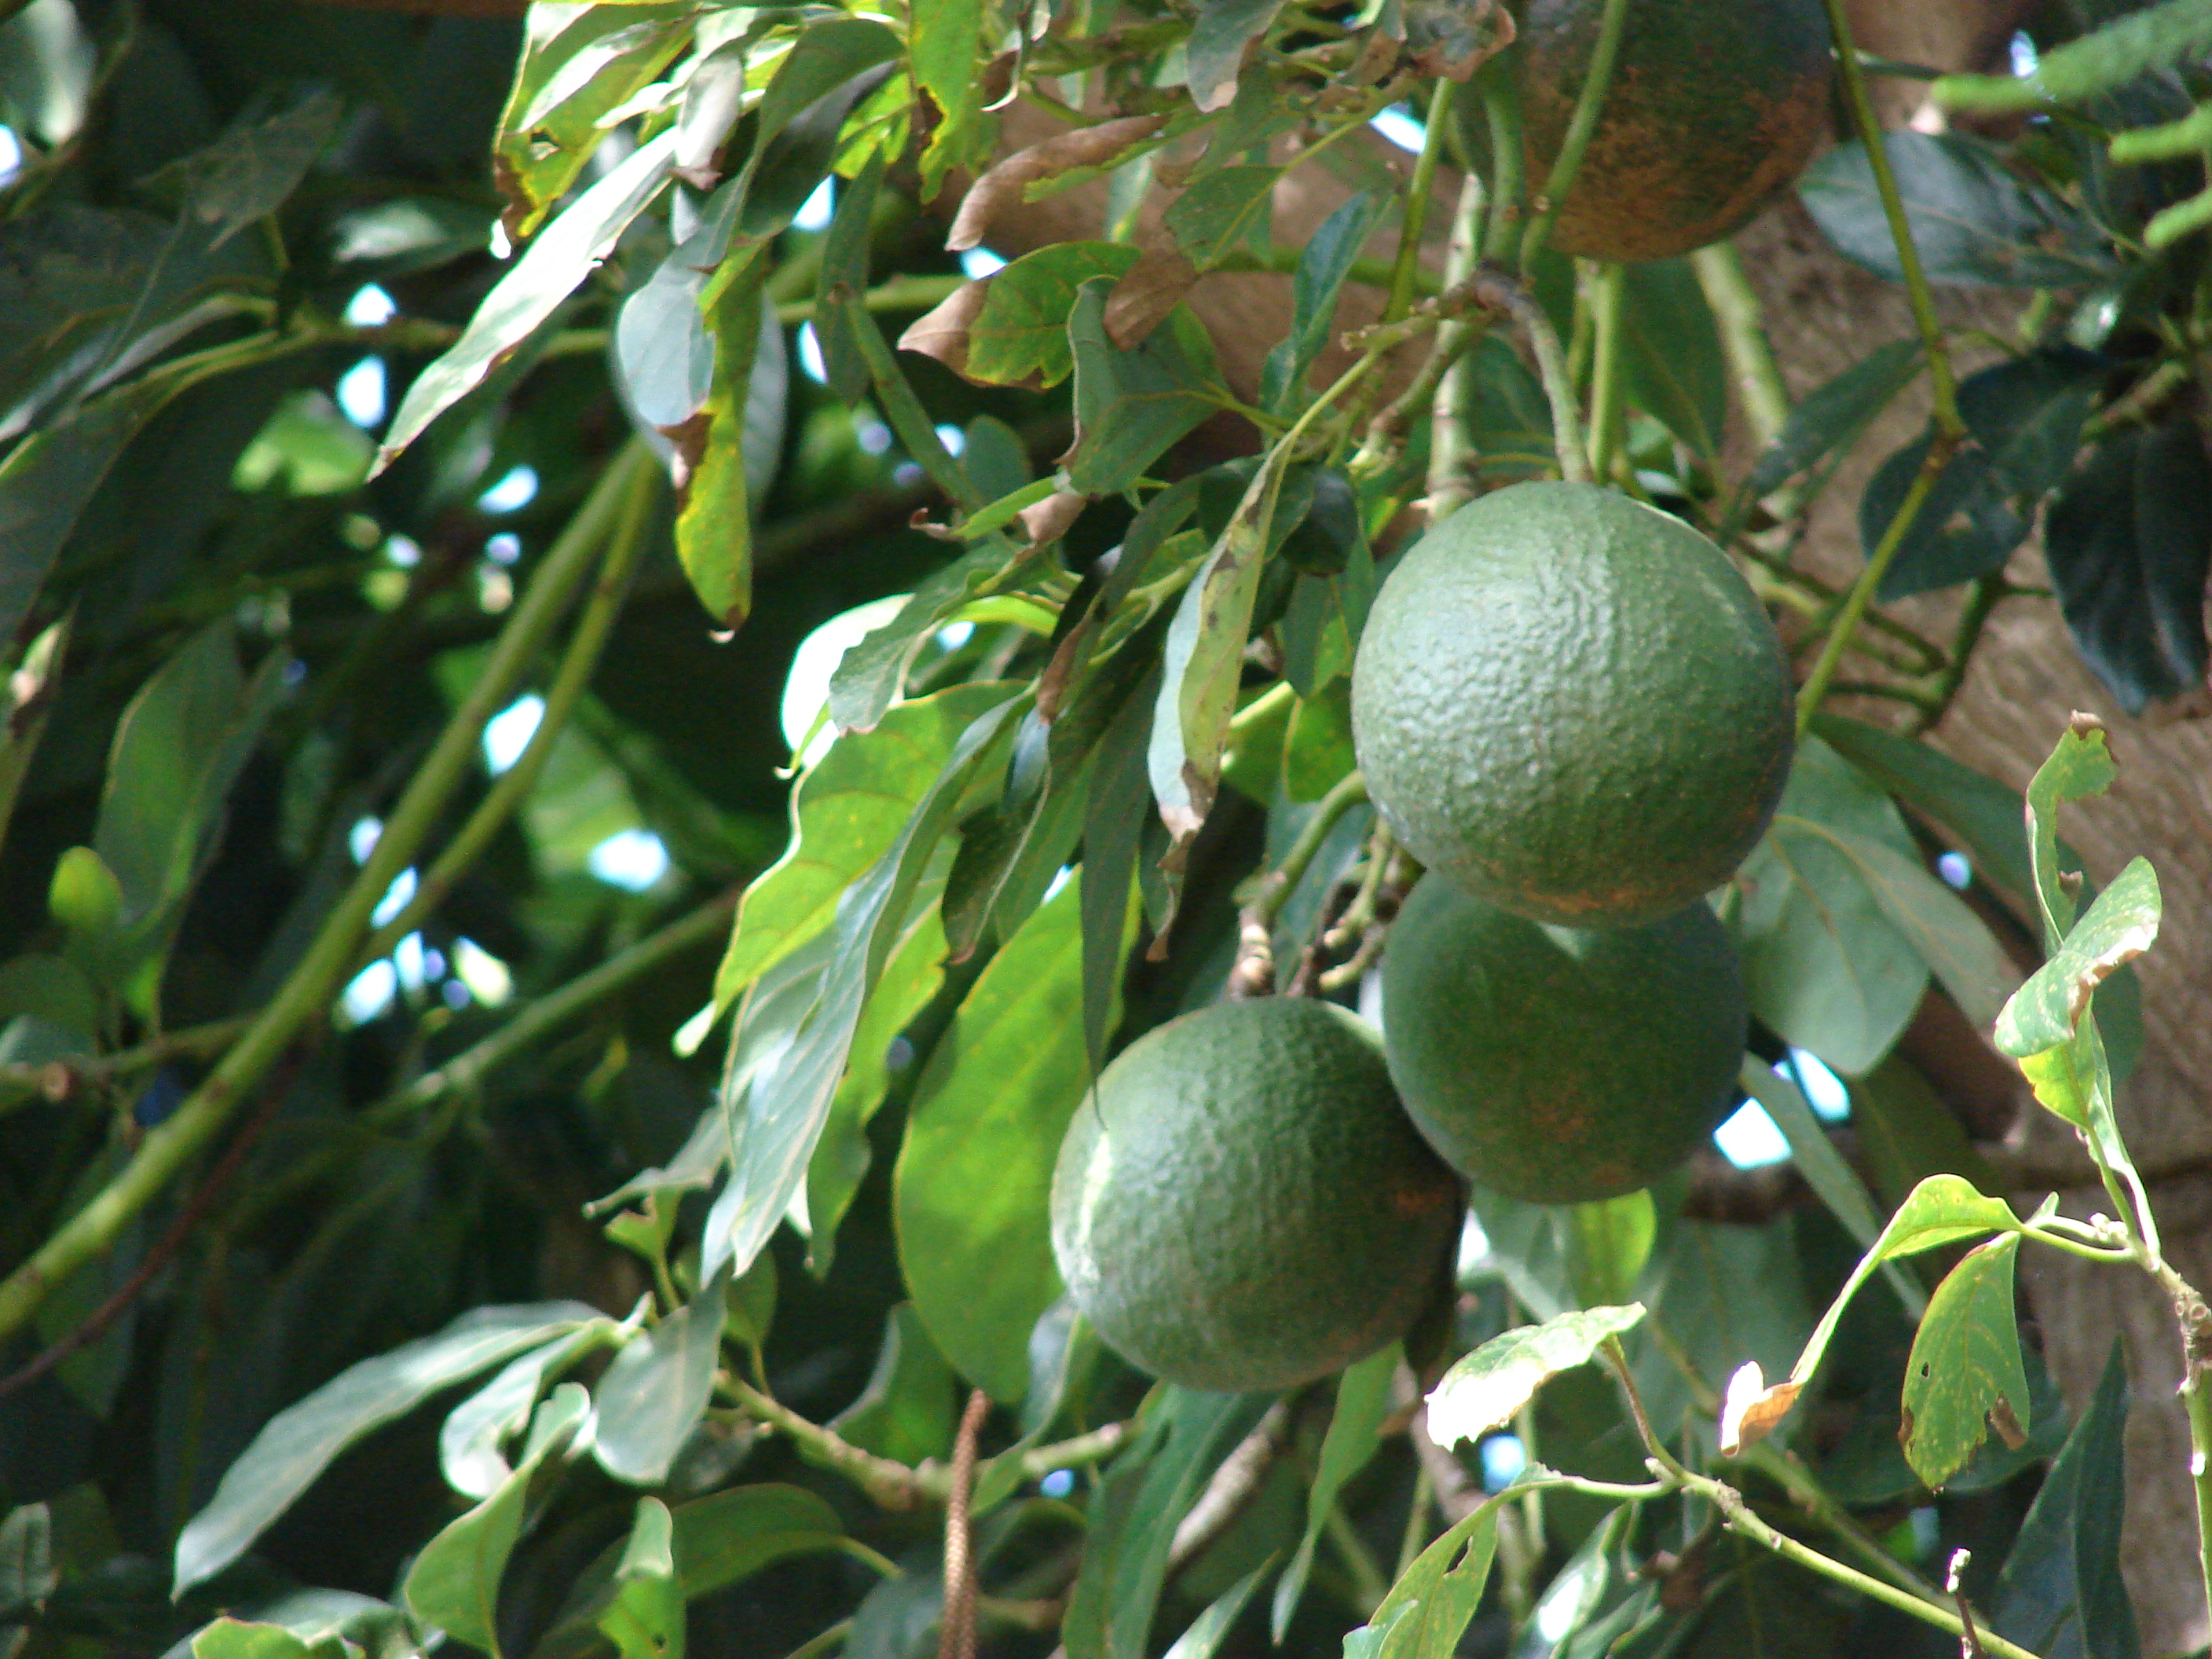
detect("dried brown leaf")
[1104,247,1199,349]
[897,280,992,383]
[947,114,1166,251]
[1717,1361,1800,1457]
[1018,489,1090,551]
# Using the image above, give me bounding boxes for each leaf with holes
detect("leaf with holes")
[1900,1232,2030,1489]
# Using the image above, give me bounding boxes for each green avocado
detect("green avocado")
[1351,482,1793,928]
[1049,997,1460,1393]
[1381,875,1747,1203]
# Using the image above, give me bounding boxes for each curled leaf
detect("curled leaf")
[1718,1361,1800,1457]
[1424,1304,1645,1449]
[1017,489,1090,548]
[947,115,1167,251]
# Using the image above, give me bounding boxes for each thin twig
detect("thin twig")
[1167,1402,1293,1569]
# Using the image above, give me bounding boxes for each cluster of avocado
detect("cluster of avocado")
[1048,0,1829,1392]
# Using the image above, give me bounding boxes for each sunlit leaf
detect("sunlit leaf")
[1425,1304,1645,1450]
[1899,1232,2029,1489]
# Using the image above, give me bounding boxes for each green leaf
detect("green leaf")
[596,1500,683,1659]
[190,1621,339,1659]
[1996,856,2159,1058]
[1628,1215,1813,1449]
[0,1503,53,1611]
[1065,280,1222,496]
[1343,1496,1503,1659]
[1147,459,1289,856]
[1166,1561,1270,1659]
[716,682,1014,1007]
[704,691,1026,1281]
[668,271,779,628]
[1259,190,1386,416]
[1747,339,1922,498]
[441,1320,621,1499]
[148,88,344,249]
[669,1485,846,1598]
[1164,167,1279,269]
[1936,0,2212,112]
[964,244,1142,390]
[1619,258,1727,460]
[828,1304,955,1463]
[1061,1389,1273,1659]
[1899,1232,2029,1489]
[2023,717,2117,951]
[407,1384,590,1654]
[0,621,63,867]
[912,0,987,193]
[1081,676,1154,1071]
[592,1265,731,1486]
[1270,1344,1395,1639]
[493,8,693,239]
[1993,1342,2141,1659]
[804,902,948,1277]
[826,548,1013,734]
[1424,1305,1645,1450]
[1185,0,1287,111]
[1564,1191,1655,1312]
[1737,738,1931,1075]
[174,1302,601,1593]
[814,149,886,404]
[87,621,284,1012]
[1730,1174,2018,1452]
[1799,133,2113,288]
[379,128,679,469]
[895,877,1111,1400]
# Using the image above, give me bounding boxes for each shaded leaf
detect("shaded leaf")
[174,1302,601,1593]
[670,1485,845,1599]
[406,1386,590,1651]
[1166,1562,1270,1659]
[149,89,344,248]
[1937,0,2212,112]
[1259,190,1386,416]
[828,1305,954,1463]
[1163,167,1277,269]
[1993,1341,2140,1659]
[1619,258,1727,460]
[1186,0,1287,112]
[1563,1192,1654,1313]
[815,149,886,403]
[961,244,1143,389]
[1737,738,1930,1075]
[1065,281,1222,496]
[1271,1345,1395,1639]
[1342,1494,1502,1659]
[1747,338,1921,497]
[1800,133,2113,287]
[1425,1305,1644,1450]
[1899,1233,2028,1488]
[441,1321,621,1500]
[595,1500,683,1659]
[896,877,1114,1400]
[592,1267,731,1486]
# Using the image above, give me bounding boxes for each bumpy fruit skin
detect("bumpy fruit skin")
[1520,0,1833,262]
[1381,876,1746,1203]
[1351,482,1793,928]
[1049,998,1460,1393]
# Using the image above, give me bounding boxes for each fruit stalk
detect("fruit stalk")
[1818,0,1964,438]
[1518,0,1633,274]
[1586,261,1628,481]
[0,438,648,1346]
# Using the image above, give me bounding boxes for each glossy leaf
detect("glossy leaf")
[716,683,1014,1006]
[1800,133,2113,288]
[703,692,1026,1281]
[896,878,1107,1400]
[963,244,1142,389]
[1259,190,1386,415]
[379,129,679,469]
[1993,1342,2141,1659]
[1737,738,1931,1075]
[1746,339,1921,498]
[1899,1232,2028,1489]
[1271,1344,1396,1639]
[596,1500,683,1659]
[441,1320,621,1500]
[1619,258,1727,460]
[1060,1390,1273,1659]
[591,1268,730,1486]
[174,1302,600,1592]
[1425,1305,1644,1450]
[1064,281,1222,496]
[406,1385,590,1651]
[1997,856,2160,1057]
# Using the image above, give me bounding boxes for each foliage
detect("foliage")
[1,2,2210,1659]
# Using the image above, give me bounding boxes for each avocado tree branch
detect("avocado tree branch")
[1229,769,1369,998]
[0,439,646,1346]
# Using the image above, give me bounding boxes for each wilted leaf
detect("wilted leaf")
[1900,1233,2029,1489]
[897,280,991,383]
[1399,0,1514,79]
[914,0,991,195]
[948,116,1167,251]
[1424,1304,1645,1449]
[1105,247,1199,347]
[1996,856,2159,1057]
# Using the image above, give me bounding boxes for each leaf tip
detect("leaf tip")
[1717,1361,1799,1457]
